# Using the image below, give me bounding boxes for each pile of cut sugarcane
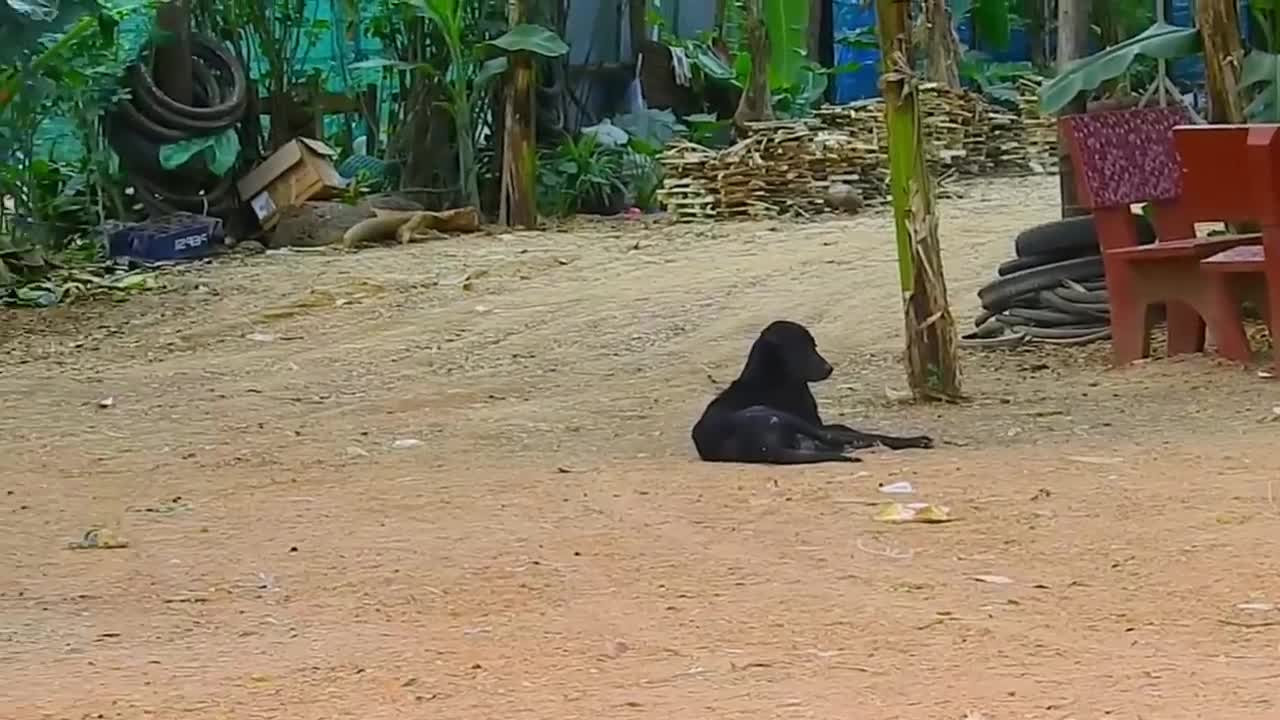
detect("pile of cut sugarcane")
[656,81,1059,222]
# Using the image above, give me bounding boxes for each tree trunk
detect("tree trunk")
[734,0,773,130]
[1024,0,1048,68]
[1197,0,1246,124]
[1056,0,1090,219]
[923,0,962,90]
[154,0,193,105]
[874,0,962,402]
[628,0,647,60]
[499,0,537,227]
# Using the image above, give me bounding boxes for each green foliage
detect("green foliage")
[537,134,626,217]
[354,1,566,210]
[652,2,857,124]
[159,129,241,177]
[684,112,733,146]
[969,0,1011,51]
[1091,0,1155,44]
[1038,22,1203,116]
[1,1,141,248]
[1250,0,1280,52]
[1242,51,1280,121]
[762,0,809,91]
[612,108,685,153]
[483,23,569,57]
[1245,0,1280,121]
[629,155,664,213]
[959,53,1035,104]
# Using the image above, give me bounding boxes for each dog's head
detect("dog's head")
[748,320,833,383]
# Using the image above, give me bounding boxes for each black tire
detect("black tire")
[1029,327,1112,346]
[1003,306,1090,326]
[1056,282,1109,304]
[979,256,1106,313]
[1004,323,1110,340]
[1038,289,1110,318]
[130,35,247,123]
[959,331,1028,350]
[969,317,1008,338]
[972,307,995,328]
[998,254,1058,276]
[1014,213,1156,259]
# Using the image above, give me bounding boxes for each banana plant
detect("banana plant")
[355,0,567,209]
[762,0,808,91]
[950,0,1011,51]
[1243,0,1280,121]
[1038,21,1202,115]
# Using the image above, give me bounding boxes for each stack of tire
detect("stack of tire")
[106,35,248,225]
[963,213,1156,348]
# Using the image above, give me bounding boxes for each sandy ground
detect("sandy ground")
[3,175,1280,719]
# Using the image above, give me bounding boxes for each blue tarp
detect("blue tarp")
[832,0,881,103]
[832,0,1041,104]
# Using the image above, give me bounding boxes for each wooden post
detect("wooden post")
[499,0,537,227]
[154,0,193,105]
[1197,0,1246,124]
[1056,0,1090,219]
[875,0,962,401]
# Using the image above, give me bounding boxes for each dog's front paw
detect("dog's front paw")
[842,454,863,462]
[909,435,934,450]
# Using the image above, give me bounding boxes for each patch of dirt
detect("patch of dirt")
[3,175,1279,718]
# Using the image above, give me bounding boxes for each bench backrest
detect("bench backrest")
[1244,125,1280,227]
[1171,124,1258,228]
[1061,106,1190,210]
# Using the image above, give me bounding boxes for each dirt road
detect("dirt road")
[3,175,1279,719]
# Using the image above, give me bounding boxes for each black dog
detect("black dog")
[691,320,934,464]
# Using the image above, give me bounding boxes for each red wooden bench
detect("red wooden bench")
[1061,109,1261,364]
[1198,124,1280,368]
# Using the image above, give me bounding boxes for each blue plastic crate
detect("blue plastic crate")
[107,213,223,263]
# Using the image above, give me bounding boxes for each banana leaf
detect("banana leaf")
[484,23,569,58]
[1242,50,1280,122]
[1039,22,1202,116]
[763,0,809,90]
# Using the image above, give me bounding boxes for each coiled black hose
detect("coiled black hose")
[106,34,248,221]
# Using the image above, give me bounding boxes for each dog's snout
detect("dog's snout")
[818,361,833,379]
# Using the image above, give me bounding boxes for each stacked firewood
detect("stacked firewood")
[657,82,1060,222]
[1015,76,1060,173]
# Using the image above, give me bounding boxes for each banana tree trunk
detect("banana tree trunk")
[734,0,774,130]
[1056,0,1090,219]
[1197,0,1246,123]
[874,0,962,401]
[499,0,537,227]
[923,0,961,89]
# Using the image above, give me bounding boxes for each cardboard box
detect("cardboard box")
[237,138,347,230]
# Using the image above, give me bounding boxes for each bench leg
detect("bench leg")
[1203,274,1252,363]
[1106,262,1152,365]
[1109,296,1152,366]
[1166,301,1207,356]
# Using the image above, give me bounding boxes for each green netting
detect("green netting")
[31,0,384,162]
